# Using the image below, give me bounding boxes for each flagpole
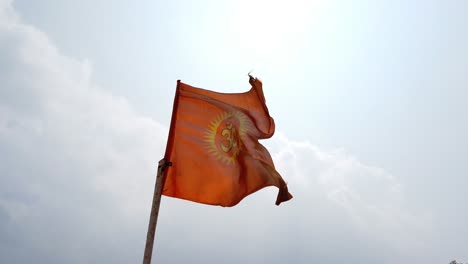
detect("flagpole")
[143,159,171,264]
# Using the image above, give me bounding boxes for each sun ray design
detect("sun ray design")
[204,111,252,165]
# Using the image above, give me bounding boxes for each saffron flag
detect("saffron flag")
[162,76,292,206]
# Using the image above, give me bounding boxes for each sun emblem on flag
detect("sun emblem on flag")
[204,111,251,165]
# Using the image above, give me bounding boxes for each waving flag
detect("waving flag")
[162,76,292,206]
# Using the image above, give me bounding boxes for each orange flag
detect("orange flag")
[162,76,292,206]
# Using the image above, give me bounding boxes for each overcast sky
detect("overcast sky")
[1,0,467,263]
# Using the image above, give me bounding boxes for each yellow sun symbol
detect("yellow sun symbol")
[204,111,251,165]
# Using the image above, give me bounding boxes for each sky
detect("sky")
[1,0,467,263]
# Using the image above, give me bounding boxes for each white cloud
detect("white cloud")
[0,2,167,263]
[267,134,432,257]
[0,1,434,263]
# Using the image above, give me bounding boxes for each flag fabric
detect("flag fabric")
[162,76,292,206]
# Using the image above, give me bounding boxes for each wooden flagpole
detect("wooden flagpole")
[143,159,171,264]
[143,80,179,263]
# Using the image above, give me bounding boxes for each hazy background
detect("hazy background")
[1,0,467,263]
